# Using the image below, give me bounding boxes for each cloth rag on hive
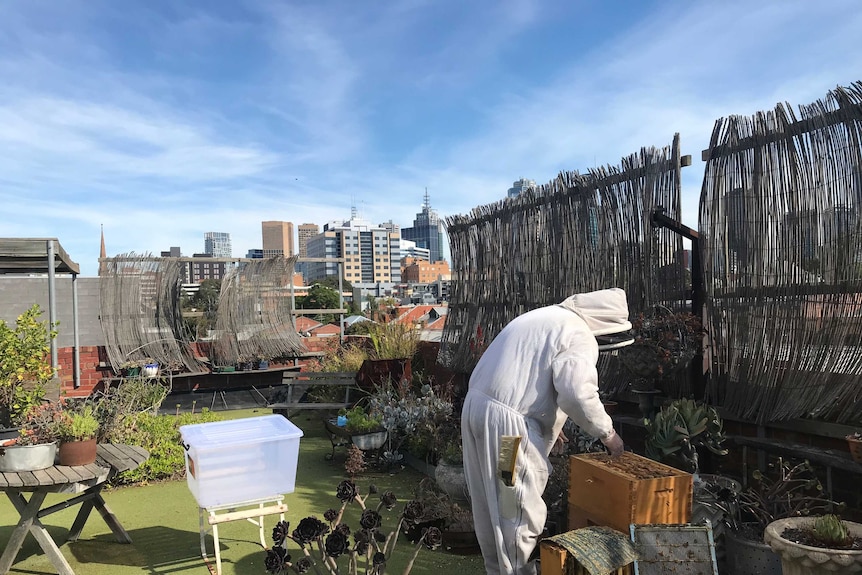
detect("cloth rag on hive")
[545,526,639,575]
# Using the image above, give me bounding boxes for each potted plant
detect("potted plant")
[0,401,63,472]
[120,359,142,378]
[434,434,469,504]
[618,307,704,381]
[706,459,840,575]
[341,405,387,451]
[765,513,862,575]
[356,322,418,389]
[644,398,728,474]
[55,405,100,466]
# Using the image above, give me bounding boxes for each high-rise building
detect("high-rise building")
[297,223,319,258]
[507,178,536,198]
[401,190,445,263]
[305,209,401,284]
[262,221,294,258]
[204,232,232,258]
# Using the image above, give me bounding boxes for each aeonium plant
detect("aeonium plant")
[264,480,442,575]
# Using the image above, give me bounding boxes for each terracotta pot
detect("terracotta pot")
[59,438,98,466]
[356,358,412,391]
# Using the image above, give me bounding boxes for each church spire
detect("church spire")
[99,224,107,276]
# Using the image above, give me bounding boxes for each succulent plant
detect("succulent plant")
[813,514,850,546]
[644,398,728,473]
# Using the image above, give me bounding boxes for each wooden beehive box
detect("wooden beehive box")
[568,452,692,533]
[540,541,634,575]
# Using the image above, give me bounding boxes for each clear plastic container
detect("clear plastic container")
[179,415,303,508]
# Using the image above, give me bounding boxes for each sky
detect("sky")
[1,0,860,277]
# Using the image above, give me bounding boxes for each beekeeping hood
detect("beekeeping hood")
[558,288,634,351]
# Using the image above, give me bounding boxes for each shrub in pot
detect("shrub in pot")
[56,406,100,466]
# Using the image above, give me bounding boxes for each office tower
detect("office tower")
[305,210,401,284]
[262,221,295,258]
[204,232,232,258]
[401,189,445,263]
[507,178,536,198]
[297,223,319,258]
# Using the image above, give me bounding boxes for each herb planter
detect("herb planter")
[568,452,692,533]
[0,442,57,472]
[764,517,862,575]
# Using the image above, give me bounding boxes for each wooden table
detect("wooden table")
[0,443,149,575]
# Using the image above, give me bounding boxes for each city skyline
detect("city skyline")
[1,1,859,276]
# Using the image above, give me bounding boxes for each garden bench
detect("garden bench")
[267,371,358,418]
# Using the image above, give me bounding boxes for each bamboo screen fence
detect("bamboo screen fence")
[701,82,862,424]
[439,134,689,380]
[211,255,305,365]
[99,254,304,372]
[99,253,199,373]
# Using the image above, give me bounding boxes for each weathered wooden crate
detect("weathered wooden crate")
[568,452,692,533]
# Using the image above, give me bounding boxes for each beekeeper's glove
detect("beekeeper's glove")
[601,429,624,458]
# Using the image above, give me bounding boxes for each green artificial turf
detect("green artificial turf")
[0,407,486,575]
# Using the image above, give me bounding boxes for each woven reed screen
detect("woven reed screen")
[99,253,199,373]
[211,255,305,365]
[701,82,862,423]
[99,254,305,371]
[440,135,688,380]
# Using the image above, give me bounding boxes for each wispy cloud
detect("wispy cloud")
[0,0,859,274]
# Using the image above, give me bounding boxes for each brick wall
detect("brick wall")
[57,345,114,398]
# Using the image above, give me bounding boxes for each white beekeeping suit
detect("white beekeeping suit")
[461,288,631,575]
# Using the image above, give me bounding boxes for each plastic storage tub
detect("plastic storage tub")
[179,415,304,508]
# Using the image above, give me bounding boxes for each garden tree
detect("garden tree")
[345,319,376,336]
[317,275,353,293]
[183,279,221,340]
[296,283,341,323]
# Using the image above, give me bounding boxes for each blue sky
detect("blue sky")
[2,0,860,276]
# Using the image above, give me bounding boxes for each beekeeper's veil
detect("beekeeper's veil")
[557,288,634,351]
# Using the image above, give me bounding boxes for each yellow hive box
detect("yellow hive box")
[567,451,692,533]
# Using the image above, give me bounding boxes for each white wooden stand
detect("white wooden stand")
[198,496,287,575]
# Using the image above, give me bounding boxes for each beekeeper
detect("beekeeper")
[461,287,632,575]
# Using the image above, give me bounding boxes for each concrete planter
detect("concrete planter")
[435,461,470,504]
[765,517,862,575]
